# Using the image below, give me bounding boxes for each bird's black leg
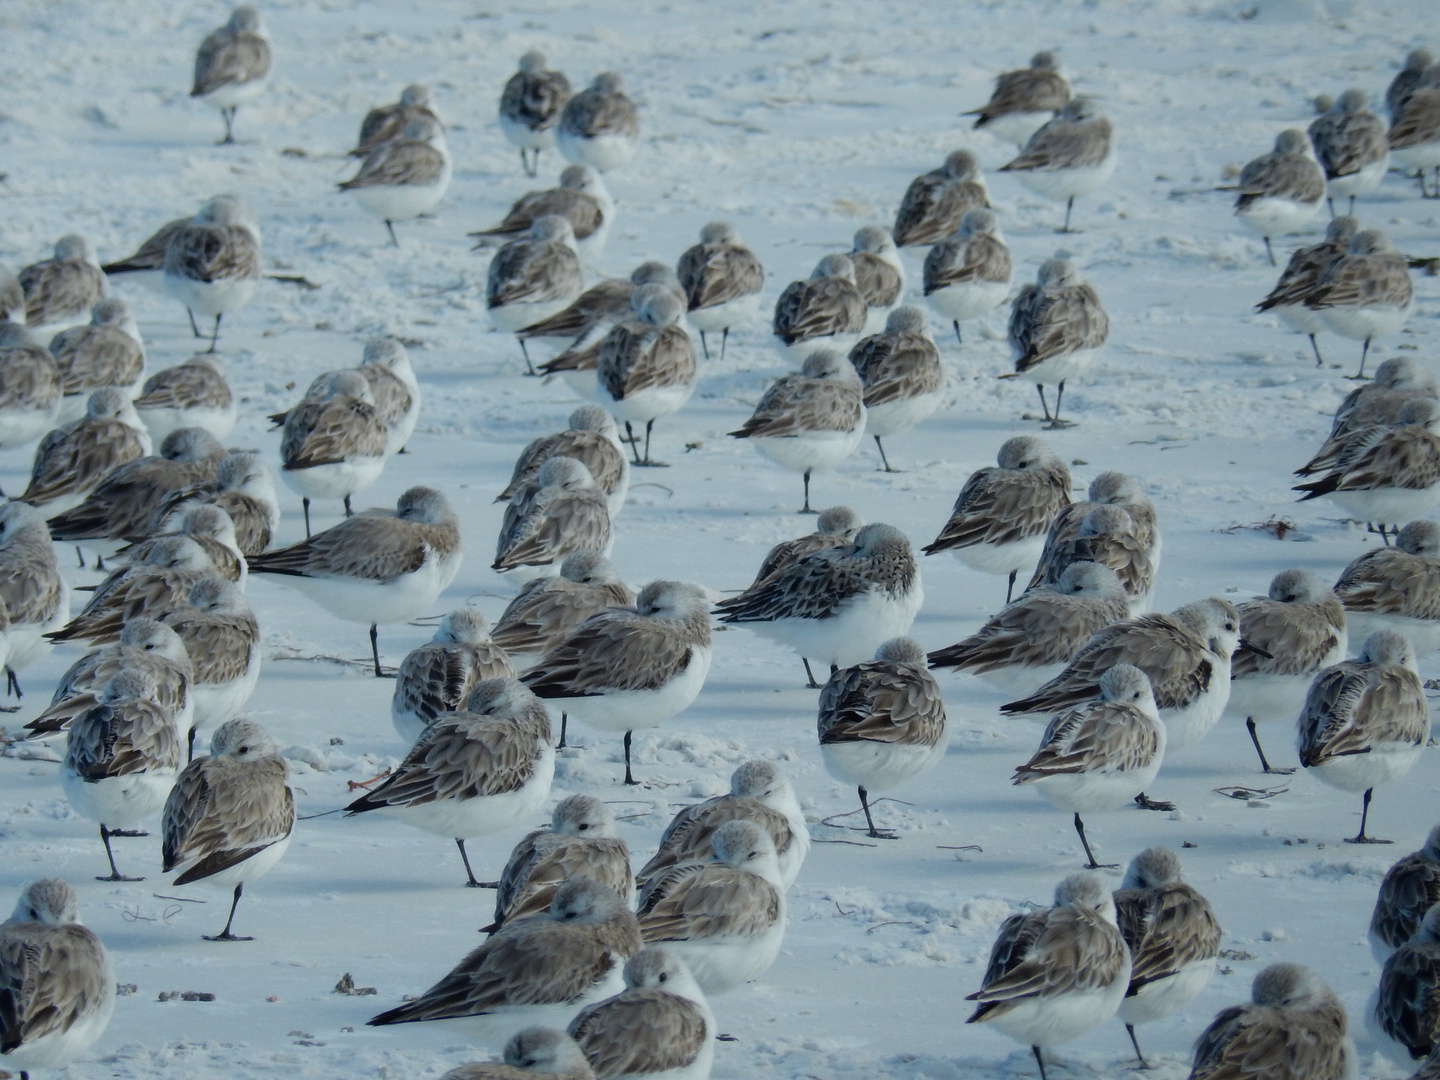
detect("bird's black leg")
[204,883,252,941]
[1005,569,1017,605]
[188,308,202,338]
[6,667,21,699]
[1264,236,1276,266]
[344,494,354,517]
[457,838,484,886]
[1308,334,1323,367]
[97,825,143,882]
[1032,1045,1048,1080]
[1058,196,1076,233]
[302,497,312,538]
[220,108,237,145]
[874,435,898,473]
[385,220,400,247]
[1035,384,1052,422]
[1353,339,1371,381]
[700,330,710,360]
[719,327,729,363]
[859,786,898,839]
[1126,1024,1150,1069]
[802,659,822,689]
[557,713,568,749]
[953,320,962,346]
[1246,717,1294,774]
[1074,812,1117,869]
[519,338,535,376]
[1326,196,1335,219]
[207,315,222,353]
[370,623,383,678]
[623,730,638,785]
[1346,787,1392,844]
[800,470,815,514]
[625,422,644,465]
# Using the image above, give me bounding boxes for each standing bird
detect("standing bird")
[1303,228,1415,380]
[817,638,948,839]
[1335,520,1440,658]
[595,286,698,468]
[351,83,441,158]
[1298,629,1430,844]
[17,387,151,517]
[1371,824,1440,965]
[1256,214,1359,367]
[498,406,629,519]
[849,226,906,334]
[892,150,990,249]
[923,435,1071,603]
[162,195,263,352]
[1112,847,1222,1069]
[0,879,115,1080]
[162,718,295,940]
[248,486,462,677]
[500,52,572,176]
[849,307,943,471]
[676,222,764,362]
[728,349,866,513]
[523,580,712,785]
[18,236,107,336]
[47,297,146,423]
[493,457,612,579]
[0,502,70,695]
[392,607,515,746]
[279,369,388,534]
[966,872,1130,1080]
[771,254,868,364]
[339,116,452,247]
[923,207,1012,346]
[715,523,922,685]
[158,575,261,739]
[557,73,639,173]
[1390,50,1437,118]
[191,6,271,144]
[359,337,422,455]
[747,507,863,589]
[488,217,585,374]
[1004,259,1108,428]
[1227,569,1348,775]
[133,353,237,444]
[492,551,634,663]
[1189,964,1355,1080]
[1000,98,1115,232]
[61,669,181,882]
[964,51,1070,147]
[1309,89,1390,215]
[149,448,277,558]
[522,262,675,371]
[1013,664,1165,868]
[1023,503,1157,614]
[345,678,555,888]
[1373,904,1440,1067]
[1229,130,1327,265]
[1389,64,1440,197]
[471,166,613,263]
[1299,396,1440,479]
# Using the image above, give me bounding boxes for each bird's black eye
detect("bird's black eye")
[749,850,758,859]
[578,823,589,830]
[658,972,668,983]
[28,908,38,920]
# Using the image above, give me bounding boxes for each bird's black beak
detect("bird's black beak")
[1238,638,1273,659]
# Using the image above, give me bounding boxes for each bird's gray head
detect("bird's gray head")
[1399,397,1440,431]
[54,234,94,262]
[501,1028,590,1075]
[559,549,622,585]
[730,759,787,800]
[852,522,911,559]
[1274,128,1312,156]
[635,579,709,619]
[186,573,244,615]
[143,535,214,572]
[1335,88,1368,113]
[531,215,576,243]
[875,636,926,666]
[1098,663,1154,707]
[623,947,694,992]
[1325,215,1359,244]
[711,818,777,868]
[1174,597,1242,657]
[518,50,547,74]
[464,677,544,719]
[1120,846,1184,891]
[325,369,374,403]
[885,306,928,335]
[401,116,441,142]
[399,84,431,106]
[1359,628,1416,669]
[959,207,999,237]
[1423,822,1440,861]
[549,875,628,923]
[1060,96,1100,121]
[160,426,224,464]
[1405,49,1435,73]
[812,253,856,283]
[1397,520,1440,557]
[91,296,131,326]
[535,455,596,491]
[1038,258,1079,289]
[195,194,256,229]
[942,149,980,180]
[86,386,132,419]
[800,348,859,383]
[1077,504,1132,541]
[996,435,1060,472]
[436,605,491,646]
[396,485,456,525]
[816,505,861,537]
[118,616,189,663]
[101,665,160,704]
[10,879,80,926]
[1349,229,1397,256]
[216,450,268,491]
[228,6,263,33]
[1370,357,1436,393]
[1054,871,1109,909]
[634,283,685,327]
[567,404,614,434]
[1055,560,1125,599]
[551,793,616,838]
[362,337,410,371]
[700,221,738,245]
[209,717,278,759]
[1088,470,1142,504]
[1266,568,1331,605]
[558,164,601,193]
[0,501,50,546]
[1250,963,1330,1009]
[630,262,678,293]
[1031,50,1058,70]
[852,225,894,255]
[592,72,625,94]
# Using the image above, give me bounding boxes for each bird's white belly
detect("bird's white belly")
[377,746,554,838]
[281,457,387,501]
[927,278,1011,323]
[688,292,760,334]
[564,646,712,732]
[864,390,944,439]
[1118,956,1217,1027]
[752,424,866,474]
[821,738,943,792]
[62,767,177,829]
[1016,153,1116,201]
[1236,196,1321,238]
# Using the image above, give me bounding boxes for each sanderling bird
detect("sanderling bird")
[817,637,948,839]
[16,387,151,516]
[849,226,905,334]
[1112,847,1222,1068]
[248,486,461,676]
[1025,504,1156,615]
[1302,228,1415,379]
[278,369,388,533]
[729,349,865,512]
[928,561,1129,694]
[1013,664,1165,868]
[368,876,642,1042]
[595,285,697,467]
[924,208,1012,346]
[352,83,441,158]
[494,457,612,580]
[488,216,586,373]
[1004,259,1109,428]
[491,550,634,663]
[347,677,554,887]
[1390,50,1437,118]
[442,1028,595,1080]
[1298,628,1430,844]
[1300,396,1440,481]
[964,51,1070,147]
[1336,520,1440,657]
[637,759,809,891]
[489,795,632,932]
[19,235,107,335]
[1371,824,1440,965]
[147,449,277,558]
[523,580,712,785]
[1309,89,1389,216]
[557,73,639,173]
[61,668,181,881]
[676,222,764,361]
[567,948,714,1080]
[1227,569,1347,775]
[358,337,421,454]
[771,254,868,363]
[747,506,863,589]
[1389,65,1440,196]
[0,318,62,449]
[923,435,1071,603]
[892,150,990,248]
[636,820,785,995]
[966,871,1130,1080]
[501,51,572,176]
[0,502,70,693]
[340,116,452,246]
[120,504,246,588]
[132,353,236,443]
[472,165,613,263]
[715,523,923,684]
[1373,904,1440,1067]
[1328,355,1439,434]
[498,406,629,519]
[0,879,115,1078]
[47,536,217,647]
[1189,964,1354,1080]
[849,307,943,472]
[522,262,676,369]
[1256,214,1359,367]
[1004,597,1247,773]
[163,196,263,351]
[1000,98,1115,232]
[158,575,260,738]
[392,607,515,746]
[191,6,271,144]
[163,717,295,940]
[1228,130,1326,265]
[1294,406,1440,539]
[1026,471,1160,607]
[48,297,145,423]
